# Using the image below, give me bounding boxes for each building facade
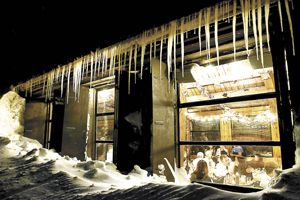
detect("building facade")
[18,0,299,190]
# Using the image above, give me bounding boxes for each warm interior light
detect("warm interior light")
[190,60,255,86]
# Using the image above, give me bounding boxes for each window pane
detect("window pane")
[97,88,115,114]
[96,115,114,141]
[96,143,113,162]
[180,145,282,188]
[180,59,275,103]
[180,98,279,142]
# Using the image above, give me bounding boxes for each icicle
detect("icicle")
[215,4,220,65]
[30,79,32,97]
[55,67,61,83]
[42,75,46,96]
[140,43,146,79]
[97,51,102,76]
[128,46,133,94]
[134,44,138,83]
[60,65,65,98]
[222,2,225,20]
[284,0,295,55]
[278,1,284,32]
[150,42,152,70]
[290,0,294,10]
[154,40,157,58]
[227,1,230,22]
[240,0,250,55]
[198,10,202,56]
[66,64,71,104]
[204,7,211,60]
[73,60,82,102]
[252,0,259,60]
[173,32,177,90]
[167,22,176,86]
[109,49,115,77]
[159,38,163,80]
[265,0,270,51]
[90,54,94,88]
[118,53,121,86]
[181,30,185,77]
[93,52,98,79]
[233,0,237,61]
[258,0,264,67]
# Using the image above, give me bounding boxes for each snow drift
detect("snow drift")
[1,91,300,199]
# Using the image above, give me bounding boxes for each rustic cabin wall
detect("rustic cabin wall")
[24,101,47,146]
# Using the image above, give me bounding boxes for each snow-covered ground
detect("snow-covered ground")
[1,91,300,199]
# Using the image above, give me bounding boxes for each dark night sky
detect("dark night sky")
[1,0,220,94]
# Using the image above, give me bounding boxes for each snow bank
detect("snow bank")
[1,91,300,199]
[0,91,25,138]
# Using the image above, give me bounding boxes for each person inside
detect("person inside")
[190,160,211,183]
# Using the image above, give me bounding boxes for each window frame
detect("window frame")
[176,60,283,189]
[94,85,115,160]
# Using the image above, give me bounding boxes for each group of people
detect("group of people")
[188,145,249,184]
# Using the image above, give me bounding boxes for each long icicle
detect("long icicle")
[167,26,173,86]
[240,0,250,56]
[284,0,295,55]
[118,53,121,86]
[181,29,185,77]
[215,4,220,65]
[154,40,157,59]
[90,54,94,88]
[233,0,237,61]
[66,64,71,104]
[134,44,138,83]
[150,42,152,73]
[60,65,65,98]
[173,31,177,91]
[278,0,284,32]
[204,7,211,61]
[258,0,264,67]
[265,0,270,51]
[140,43,146,79]
[198,10,203,56]
[252,0,259,60]
[128,46,133,94]
[159,38,163,80]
